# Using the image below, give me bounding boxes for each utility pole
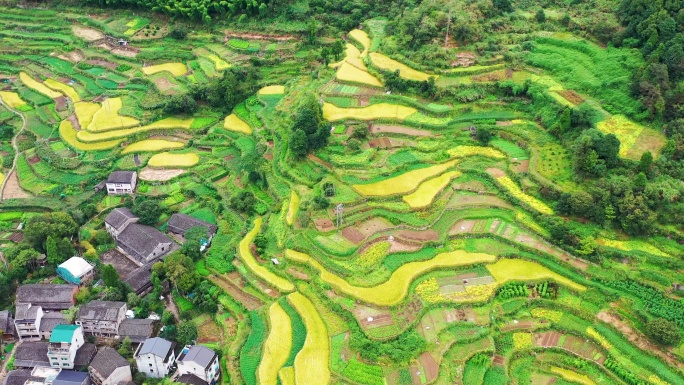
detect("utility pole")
[335,203,344,228]
[445,8,452,47]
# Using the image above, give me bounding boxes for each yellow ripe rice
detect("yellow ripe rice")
[87,97,140,132]
[142,62,188,77]
[369,52,435,81]
[348,29,371,57]
[74,102,101,129]
[335,62,382,87]
[287,291,331,385]
[223,114,252,134]
[147,152,199,168]
[403,171,460,208]
[323,102,416,122]
[550,367,596,385]
[121,139,184,154]
[19,72,62,98]
[285,249,495,307]
[257,302,293,385]
[487,258,586,292]
[258,85,285,95]
[239,218,295,292]
[447,145,505,159]
[494,175,554,214]
[77,117,194,142]
[0,91,27,109]
[44,79,81,102]
[286,191,300,225]
[353,160,457,196]
[59,120,122,151]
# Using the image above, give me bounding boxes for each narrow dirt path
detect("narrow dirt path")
[0,342,19,382]
[0,96,28,201]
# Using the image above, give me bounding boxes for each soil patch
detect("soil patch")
[197,316,222,344]
[139,168,187,181]
[398,229,439,242]
[453,180,487,192]
[314,218,335,232]
[28,155,40,165]
[557,90,584,105]
[388,240,421,253]
[356,217,393,237]
[111,48,138,58]
[211,274,262,310]
[368,137,393,149]
[492,355,505,365]
[472,70,508,82]
[447,194,513,210]
[496,121,513,126]
[371,124,433,137]
[72,25,104,41]
[486,167,505,178]
[86,59,118,70]
[153,78,177,93]
[3,171,31,199]
[357,96,370,107]
[418,352,439,382]
[54,96,67,111]
[66,115,80,131]
[287,268,309,280]
[100,249,138,277]
[513,159,529,173]
[307,154,332,169]
[341,227,364,244]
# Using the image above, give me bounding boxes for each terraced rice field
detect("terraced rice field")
[258,85,285,95]
[369,52,435,81]
[240,218,295,292]
[224,113,253,134]
[122,139,184,154]
[44,79,80,101]
[87,97,140,132]
[142,62,188,76]
[0,91,28,109]
[59,120,122,151]
[19,72,62,98]
[335,62,382,87]
[258,302,293,385]
[288,292,330,385]
[323,102,416,122]
[486,258,586,292]
[286,191,300,225]
[353,160,457,196]
[285,249,496,306]
[148,152,199,168]
[403,170,460,208]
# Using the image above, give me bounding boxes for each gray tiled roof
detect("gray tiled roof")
[117,318,154,343]
[90,347,129,379]
[116,224,172,263]
[53,371,90,385]
[138,337,173,359]
[74,343,97,369]
[123,264,152,295]
[104,208,137,231]
[167,214,218,236]
[181,346,216,369]
[14,342,49,368]
[107,171,136,185]
[39,312,67,334]
[15,304,39,320]
[176,374,208,385]
[17,285,76,309]
[2,369,42,385]
[77,301,126,322]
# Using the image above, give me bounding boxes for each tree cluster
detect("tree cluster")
[288,96,331,158]
[190,66,261,113]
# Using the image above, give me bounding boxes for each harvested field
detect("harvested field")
[369,52,435,81]
[447,194,513,209]
[210,274,262,310]
[2,171,31,199]
[355,217,393,237]
[398,229,439,241]
[86,59,118,70]
[72,25,104,41]
[139,167,187,181]
[341,227,364,244]
[418,352,439,383]
[371,124,434,137]
[314,218,335,232]
[557,89,584,104]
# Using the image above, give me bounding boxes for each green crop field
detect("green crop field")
[0,4,681,385]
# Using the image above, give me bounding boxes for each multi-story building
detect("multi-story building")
[134,337,175,379]
[75,301,126,338]
[56,257,95,286]
[48,325,84,369]
[103,171,137,195]
[104,208,174,266]
[14,304,43,341]
[16,285,77,310]
[176,345,220,385]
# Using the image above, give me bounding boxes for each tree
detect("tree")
[646,318,681,346]
[181,226,209,262]
[163,93,197,114]
[475,127,493,145]
[11,249,40,270]
[118,336,133,358]
[93,231,113,247]
[132,199,163,226]
[306,18,319,45]
[331,41,345,61]
[639,151,653,173]
[492,0,513,13]
[101,264,119,287]
[176,321,198,346]
[169,25,188,39]
[45,236,59,265]
[320,47,330,65]
[24,212,78,251]
[535,9,546,23]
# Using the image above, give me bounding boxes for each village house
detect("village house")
[134,337,176,378]
[13,342,50,368]
[0,310,15,341]
[14,304,43,341]
[104,209,174,266]
[48,325,84,369]
[16,284,78,310]
[117,318,155,343]
[56,257,95,286]
[167,214,217,241]
[53,371,91,385]
[88,347,132,385]
[103,171,137,195]
[76,301,127,338]
[176,345,220,385]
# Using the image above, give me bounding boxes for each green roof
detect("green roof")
[49,324,79,343]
